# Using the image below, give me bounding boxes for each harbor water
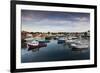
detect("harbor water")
[21,39,90,63]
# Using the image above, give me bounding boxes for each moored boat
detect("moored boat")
[70,41,89,49]
[68,36,78,40]
[39,40,50,43]
[27,40,47,49]
[66,39,75,44]
[27,40,39,46]
[65,37,77,44]
[58,38,66,44]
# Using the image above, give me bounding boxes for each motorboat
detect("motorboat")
[70,40,89,49]
[27,40,47,49]
[66,39,75,44]
[57,37,66,44]
[68,36,78,40]
[65,37,77,44]
[27,40,39,46]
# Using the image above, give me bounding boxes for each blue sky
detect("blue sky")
[21,10,90,32]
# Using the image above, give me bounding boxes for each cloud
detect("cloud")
[22,18,89,32]
[21,10,90,32]
[74,17,89,22]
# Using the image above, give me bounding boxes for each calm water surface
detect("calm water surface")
[21,40,90,63]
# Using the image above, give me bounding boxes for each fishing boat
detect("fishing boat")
[28,43,47,49]
[27,40,39,46]
[27,40,47,49]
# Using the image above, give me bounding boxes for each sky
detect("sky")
[21,10,90,32]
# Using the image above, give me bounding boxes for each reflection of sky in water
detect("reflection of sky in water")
[21,40,90,63]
